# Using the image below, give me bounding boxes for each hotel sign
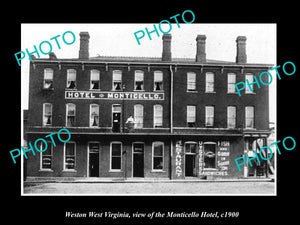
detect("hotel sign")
[65,91,164,100]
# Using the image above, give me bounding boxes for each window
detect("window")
[134,104,144,128]
[153,104,163,127]
[64,142,76,170]
[227,73,236,93]
[66,69,76,89]
[227,106,236,128]
[205,106,214,126]
[187,105,196,127]
[112,70,122,91]
[111,142,122,170]
[134,70,144,91]
[187,72,196,91]
[205,72,214,92]
[204,142,216,168]
[153,142,164,170]
[154,71,163,91]
[43,103,52,126]
[66,103,76,127]
[245,73,254,93]
[245,106,254,129]
[43,68,53,89]
[40,142,53,170]
[185,142,197,154]
[90,70,100,90]
[90,104,99,127]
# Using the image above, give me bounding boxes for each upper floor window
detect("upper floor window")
[43,103,52,126]
[90,104,99,127]
[227,106,236,128]
[187,72,196,91]
[205,106,214,127]
[43,68,53,89]
[154,71,163,91]
[66,103,76,127]
[245,106,255,129]
[112,70,122,91]
[187,105,196,127]
[66,69,76,89]
[227,73,236,93]
[153,104,163,128]
[134,70,144,91]
[205,72,214,92]
[90,70,100,90]
[245,73,254,93]
[134,104,144,128]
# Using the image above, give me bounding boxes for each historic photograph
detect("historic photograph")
[21,23,276,195]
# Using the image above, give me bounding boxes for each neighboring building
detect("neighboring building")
[25,31,273,180]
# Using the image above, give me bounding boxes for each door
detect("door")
[89,153,99,177]
[112,105,122,132]
[133,143,144,177]
[185,154,196,177]
[89,143,99,177]
[185,142,197,177]
[112,112,121,132]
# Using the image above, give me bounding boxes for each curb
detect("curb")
[24,177,275,184]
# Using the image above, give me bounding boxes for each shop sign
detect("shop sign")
[65,91,164,100]
[175,141,183,177]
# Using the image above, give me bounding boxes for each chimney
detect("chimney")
[162,34,172,61]
[236,36,247,64]
[79,32,90,59]
[196,35,206,63]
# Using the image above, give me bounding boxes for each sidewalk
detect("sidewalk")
[24,176,275,184]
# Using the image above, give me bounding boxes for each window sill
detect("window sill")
[65,88,77,90]
[205,91,216,94]
[62,169,77,172]
[89,89,101,91]
[187,90,197,93]
[245,92,256,95]
[109,169,122,172]
[203,168,217,171]
[151,170,165,173]
[39,169,53,172]
[227,92,238,94]
[42,88,54,91]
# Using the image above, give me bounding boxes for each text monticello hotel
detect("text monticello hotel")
[24,31,273,180]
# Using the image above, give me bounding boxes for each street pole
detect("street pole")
[122,84,127,180]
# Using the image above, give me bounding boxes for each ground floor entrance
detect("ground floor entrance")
[132,143,144,177]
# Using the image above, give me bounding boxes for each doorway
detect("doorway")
[185,142,197,177]
[89,143,100,177]
[133,143,144,177]
[112,105,122,132]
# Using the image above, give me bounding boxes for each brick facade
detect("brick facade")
[24,32,272,180]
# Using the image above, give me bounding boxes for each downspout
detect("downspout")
[170,65,174,133]
[169,65,174,179]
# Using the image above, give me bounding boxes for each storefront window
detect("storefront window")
[153,142,164,170]
[204,143,216,168]
[111,142,122,170]
[64,142,76,170]
[40,142,52,170]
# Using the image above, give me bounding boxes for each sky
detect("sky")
[21,23,276,123]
